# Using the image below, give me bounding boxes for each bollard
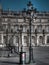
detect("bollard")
[20,52,26,64]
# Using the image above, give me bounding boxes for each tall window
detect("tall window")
[2,24,7,31]
[37,25,42,32]
[14,25,18,32]
[3,36,6,44]
[47,36,49,44]
[39,36,43,45]
[31,26,34,32]
[24,36,27,46]
[16,36,19,43]
[11,26,14,32]
[23,25,27,32]
[0,35,1,43]
[46,26,49,32]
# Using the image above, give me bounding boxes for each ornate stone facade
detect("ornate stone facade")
[0,5,49,47]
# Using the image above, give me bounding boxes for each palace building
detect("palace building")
[0,2,49,48]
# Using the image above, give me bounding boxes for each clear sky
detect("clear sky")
[0,0,49,12]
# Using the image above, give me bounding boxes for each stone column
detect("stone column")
[1,34,3,44]
[45,35,46,45]
[37,35,39,46]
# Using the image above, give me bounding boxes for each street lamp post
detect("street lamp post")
[26,1,36,63]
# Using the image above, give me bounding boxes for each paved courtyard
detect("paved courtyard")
[0,47,49,65]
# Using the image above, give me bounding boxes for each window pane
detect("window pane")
[31,26,34,32]
[39,36,43,43]
[37,25,42,32]
[16,36,19,43]
[46,26,49,32]
[24,36,27,43]
[23,26,27,32]
[47,36,49,44]
[0,35,1,43]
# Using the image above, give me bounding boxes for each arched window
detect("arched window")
[47,36,49,44]
[0,35,2,43]
[13,36,19,46]
[3,36,6,44]
[46,25,49,32]
[39,36,43,45]
[31,36,35,46]
[16,36,19,43]
[23,25,27,32]
[24,36,27,46]
[37,25,42,32]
